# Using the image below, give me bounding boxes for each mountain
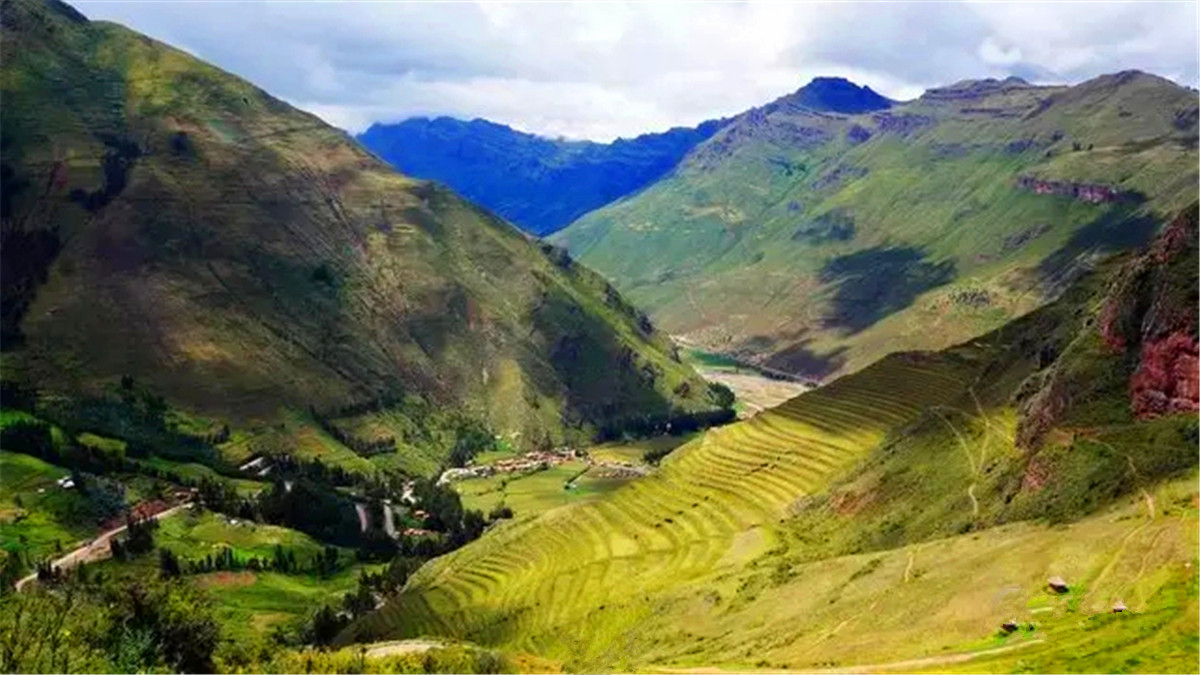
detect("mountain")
[553,70,1200,383]
[0,0,727,474]
[776,75,894,113]
[346,204,1199,672]
[355,76,891,238]
[356,116,728,237]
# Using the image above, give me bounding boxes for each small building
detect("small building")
[1000,619,1019,633]
[1112,600,1128,613]
[1047,576,1069,594]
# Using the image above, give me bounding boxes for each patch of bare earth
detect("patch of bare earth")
[696,368,810,417]
[195,571,256,589]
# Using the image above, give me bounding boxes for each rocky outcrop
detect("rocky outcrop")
[1098,206,1199,418]
[921,76,1037,102]
[871,112,934,136]
[1018,204,1197,447]
[1130,332,1199,418]
[1015,176,1134,204]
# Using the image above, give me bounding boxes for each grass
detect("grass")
[348,352,981,661]
[140,456,265,496]
[0,450,95,563]
[587,435,695,465]
[457,437,698,518]
[457,461,598,519]
[201,567,373,641]
[155,509,332,561]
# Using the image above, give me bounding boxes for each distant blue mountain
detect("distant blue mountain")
[356,116,728,236]
[355,78,890,236]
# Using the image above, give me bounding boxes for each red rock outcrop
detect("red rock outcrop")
[1130,332,1199,418]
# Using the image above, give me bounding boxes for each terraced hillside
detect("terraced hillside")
[347,352,992,650]
[0,0,724,464]
[554,73,1200,382]
[346,206,1198,672]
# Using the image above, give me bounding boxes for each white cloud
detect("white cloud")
[979,37,1022,66]
[74,0,1199,141]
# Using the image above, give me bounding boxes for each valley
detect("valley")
[0,1,1197,674]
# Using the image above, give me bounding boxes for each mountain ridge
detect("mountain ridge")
[553,66,1199,383]
[0,0,726,466]
[356,114,729,236]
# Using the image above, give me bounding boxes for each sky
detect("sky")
[77,1,1199,142]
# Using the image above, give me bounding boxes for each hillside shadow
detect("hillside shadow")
[819,246,956,333]
[527,287,676,432]
[1037,207,1159,292]
[767,336,848,382]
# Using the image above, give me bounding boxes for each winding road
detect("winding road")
[14,502,193,592]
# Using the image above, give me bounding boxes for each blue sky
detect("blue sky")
[77,1,1199,141]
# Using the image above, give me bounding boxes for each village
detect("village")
[437,447,652,486]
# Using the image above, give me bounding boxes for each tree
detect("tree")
[158,548,181,578]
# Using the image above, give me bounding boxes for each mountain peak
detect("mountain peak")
[783,76,893,114]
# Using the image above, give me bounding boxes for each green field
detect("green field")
[457,461,597,519]
[140,456,266,496]
[0,450,95,563]
[199,567,373,641]
[156,509,331,561]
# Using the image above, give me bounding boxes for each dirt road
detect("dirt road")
[361,639,445,659]
[15,502,193,591]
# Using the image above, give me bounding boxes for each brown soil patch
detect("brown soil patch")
[831,489,875,516]
[1021,456,1049,492]
[195,571,256,589]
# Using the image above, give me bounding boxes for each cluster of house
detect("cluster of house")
[437,448,582,485]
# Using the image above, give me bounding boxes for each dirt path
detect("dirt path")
[931,408,980,518]
[653,639,1045,675]
[15,502,193,591]
[361,639,445,659]
[808,638,1046,674]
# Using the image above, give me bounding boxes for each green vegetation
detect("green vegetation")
[0,450,93,566]
[346,206,1198,672]
[0,0,726,479]
[555,74,1199,384]
[156,509,329,561]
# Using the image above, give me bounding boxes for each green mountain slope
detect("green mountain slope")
[0,0,726,469]
[554,73,1199,382]
[346,205,1198,672]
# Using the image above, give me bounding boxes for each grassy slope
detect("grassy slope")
[0,0,719,467]
[555,73,1199,382]
[345,208,1198,672]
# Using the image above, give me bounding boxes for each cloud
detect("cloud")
[75,0,1198,141]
